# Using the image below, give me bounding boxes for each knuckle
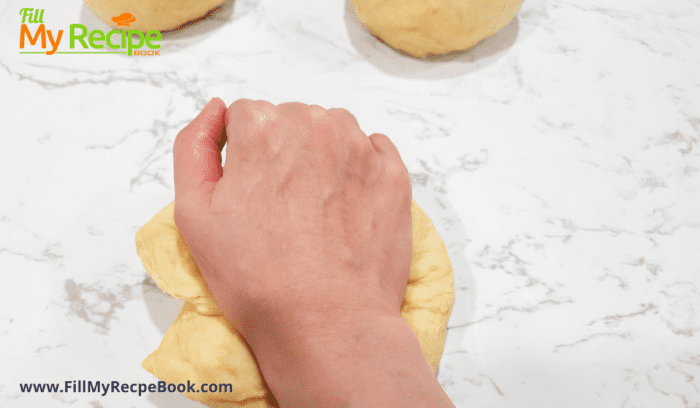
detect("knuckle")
[308,104,327,116]
[328,108,359,126]
[278,101,306,111]
[307,105,334,129]
[385,159,410,187]
[229,98,253,115]
[351,134,373,157]
[248,100,277,125]
[231,99,277,125]
[326,107,346,115]
[276,102,307,120]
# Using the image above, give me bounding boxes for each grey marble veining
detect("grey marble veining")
[1,0,699,406]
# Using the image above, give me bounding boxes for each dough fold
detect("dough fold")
[136,200,455,407]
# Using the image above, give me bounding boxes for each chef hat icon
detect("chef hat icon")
[112,13,136,26]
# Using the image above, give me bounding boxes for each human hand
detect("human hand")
[172,98,455,408]
[172,97,412,337]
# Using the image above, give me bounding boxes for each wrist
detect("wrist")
[245,310,453,408]
[237,277,403,342]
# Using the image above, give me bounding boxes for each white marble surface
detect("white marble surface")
[1,0,699,406]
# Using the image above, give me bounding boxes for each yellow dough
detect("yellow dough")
[83,0,224,32]
[351,0,525,58]
[136,200,455,407]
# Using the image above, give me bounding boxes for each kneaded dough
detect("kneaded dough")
[136,200,455,408]
[351,0,525,58]
[84,0,224,32]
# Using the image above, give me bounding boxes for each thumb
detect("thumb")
[173,97,227,212]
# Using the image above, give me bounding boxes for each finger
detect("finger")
[173,97,228,210]
[327,108,374,162]
[327,107,367,142]
[225,99,277,159]
[368,132,410,182]
[368,132,400,157]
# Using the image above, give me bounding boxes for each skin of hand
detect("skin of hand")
[173,97,412,335]
[173,98,454,408]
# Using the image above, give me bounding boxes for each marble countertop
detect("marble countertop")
[1,0,699,406]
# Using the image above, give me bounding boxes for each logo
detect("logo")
[112,13,135,27]
[19,8,161,56]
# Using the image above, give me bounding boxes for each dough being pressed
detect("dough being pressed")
[351,0,525,58]
[83,0,224,32]
[136,200,455,408]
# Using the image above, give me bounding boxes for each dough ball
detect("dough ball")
[83,0,224,32]
[136,200,455,407]
[351,0,524,58]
